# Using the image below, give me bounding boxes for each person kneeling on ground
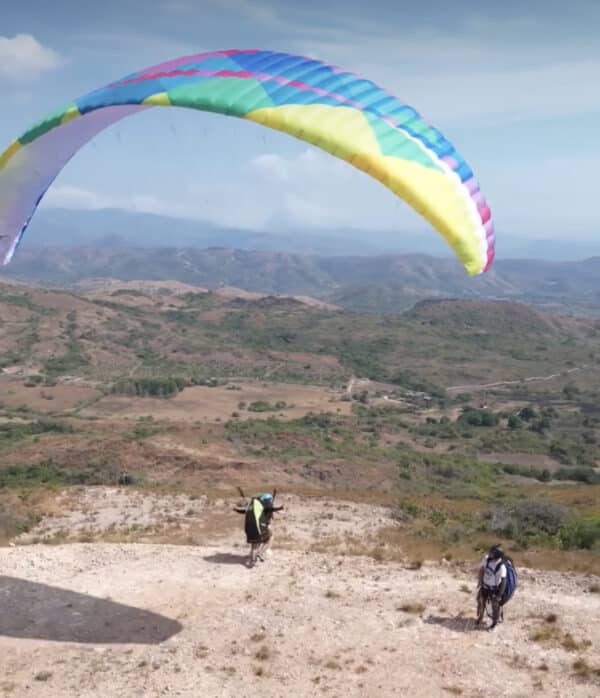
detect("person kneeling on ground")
[476,544,508,629]
[235,492,283,568]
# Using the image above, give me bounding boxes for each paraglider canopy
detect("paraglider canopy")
[0,49,495,275]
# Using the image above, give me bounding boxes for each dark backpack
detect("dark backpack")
[501,557,517,605]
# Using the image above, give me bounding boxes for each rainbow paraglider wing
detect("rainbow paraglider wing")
[0,49,494,275]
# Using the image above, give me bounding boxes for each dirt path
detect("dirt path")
[1,495,599,697]
[447,365,590,394]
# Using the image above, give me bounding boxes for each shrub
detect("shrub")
[0,420,74,443]
[111,376,187,397]
[563,384,580,399]
[398,602,425,614]
[428,510,447,527]
[518,407,537,422]
[254,645,271,661]
[0,502,41,541]
[0,460,141,489]
[247,401,277,413]
[458,408,498,427]
[529,417,551,434]
[558,515,600,550]
[507,415,522,430]
[487,499,570,544]
[500,464,551,482]
[554,467,600,485]
[301,412,335,429]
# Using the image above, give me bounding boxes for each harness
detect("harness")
[482,557,504,591]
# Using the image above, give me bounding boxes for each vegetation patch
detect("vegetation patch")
[0,420,74,445]
[558,515,600,551]
[247,400,287,412]
[0,460,141,489]
[111,376,188,398]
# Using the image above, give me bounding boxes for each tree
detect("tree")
[530,417,551,434]
[518,406,537,422]
[480,411,498,427]
[508,415,522,430]
[563,384,580,400]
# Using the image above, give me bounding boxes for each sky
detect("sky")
[1,0,599,258]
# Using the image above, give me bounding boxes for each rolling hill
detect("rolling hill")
[1,279,599,394]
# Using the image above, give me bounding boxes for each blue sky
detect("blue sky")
[1,0,599,256]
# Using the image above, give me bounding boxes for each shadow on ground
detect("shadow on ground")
[203,552,250,567]
[0,576,182,644]
[424,615,487,633]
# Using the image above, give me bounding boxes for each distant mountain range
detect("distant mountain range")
[24,208,448,257]
[3,207,600,316]
[4,244,600,317]
[22,207,600,260]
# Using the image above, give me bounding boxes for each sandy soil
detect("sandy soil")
[1,490,599,697]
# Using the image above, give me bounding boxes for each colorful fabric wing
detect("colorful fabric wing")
[0,49,495,275]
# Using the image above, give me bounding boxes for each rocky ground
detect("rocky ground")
[0,489,599,697]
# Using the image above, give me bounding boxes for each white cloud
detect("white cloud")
[194,148,600,239]
[42,185,168,216]
[43,144,599,244]
[41,182,273,230]
[279,192,340,228]
[43,186,106,210]
[252,153,290,182]
[41,146,417,235]
[249,148,423,231]
[40,147,599,243]
[0,34,62,80]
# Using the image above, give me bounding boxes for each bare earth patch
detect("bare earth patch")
[0,375,99,413]
[80,381,352,422]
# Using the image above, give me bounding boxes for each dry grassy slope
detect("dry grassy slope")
[0,491,598,698]
[3,280,600,395]
[2,279,600,545]
[74,278,341,310]
[0,413,399,504]
[0,281,347,385]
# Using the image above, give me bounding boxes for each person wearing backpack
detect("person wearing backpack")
[234,491,284,568]
[476,544,516,629]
